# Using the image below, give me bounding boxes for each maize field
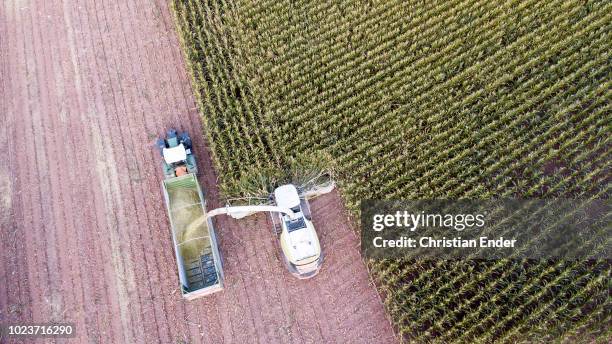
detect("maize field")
[171,0,611,342]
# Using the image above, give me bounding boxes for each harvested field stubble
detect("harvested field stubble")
[172,0,611,342]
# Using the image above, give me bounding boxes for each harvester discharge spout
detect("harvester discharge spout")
[207,205,296,220]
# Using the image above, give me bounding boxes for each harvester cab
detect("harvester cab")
[157,129,197,178]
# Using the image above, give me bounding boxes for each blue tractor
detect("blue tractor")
[156,129,198,178]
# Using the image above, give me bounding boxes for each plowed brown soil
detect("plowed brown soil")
[0,0,396,343]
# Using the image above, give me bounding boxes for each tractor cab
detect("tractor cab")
[275,184,323,279]
[157,129,198,178]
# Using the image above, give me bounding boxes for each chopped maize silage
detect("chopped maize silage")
[168,186,211,262]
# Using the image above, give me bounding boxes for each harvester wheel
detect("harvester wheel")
[273,221,282,236]
[301,199,312,220]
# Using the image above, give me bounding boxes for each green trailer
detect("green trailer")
[157,129,223,299]
[162,173,224,299]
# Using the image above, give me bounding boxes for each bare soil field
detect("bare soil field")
[0,0,395,343]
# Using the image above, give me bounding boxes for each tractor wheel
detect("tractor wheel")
[180,132,192,149]
[156,138,166,155]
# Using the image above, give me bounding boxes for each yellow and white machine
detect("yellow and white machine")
[207,184,325,279]
[273,185,323,279]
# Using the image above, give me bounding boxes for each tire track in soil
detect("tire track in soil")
[257,216,303,344]
[112,0,201,340]
[244,217,288,343]
[15,2,57,333]
[92,1,166,342]
[105,5,176,341]
[116,0,199,340]
[1,0,35,332]
[28,2,66,328]
[214,216,259,344]
[27,2,89,342]
[307,208,358,338]
[221,217,263,343]
[0,0,14,325]
[46,3,95,341]
[234,216,284,343]
[73,0,147,341]
[88,51,145,344]
[135,0,213,340]
[321,203,376,339]
[61,1,125,341]
[2,0,398,343]
[98,1,176,341]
